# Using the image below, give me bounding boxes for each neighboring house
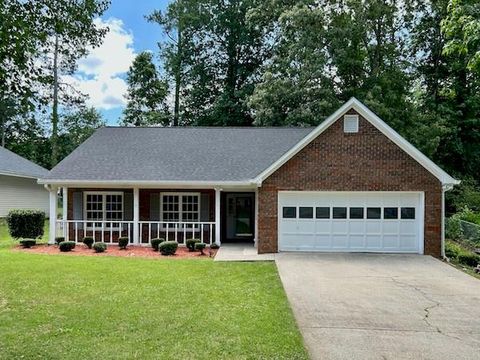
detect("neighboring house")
[0,146,49,217]
[39,98,459,257]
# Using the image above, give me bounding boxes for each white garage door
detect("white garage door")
[278,192,423,253]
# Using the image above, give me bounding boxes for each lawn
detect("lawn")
[0,222,308,359]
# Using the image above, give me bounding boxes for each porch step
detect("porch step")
[214,243,275,262]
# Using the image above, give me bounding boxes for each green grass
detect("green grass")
[0,222,308,359]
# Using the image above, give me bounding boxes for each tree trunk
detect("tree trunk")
[51,35,59,166]
[173,23,182,126]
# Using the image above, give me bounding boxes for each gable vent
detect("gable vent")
[343,114,359,133]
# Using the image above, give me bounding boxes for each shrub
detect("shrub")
[195,242,206,255]
[210,242,220,250]
[93,242,107,253]
[445,216,463,241]
[6,209,45,239]
[150,238,165,251]
[59,241,76,252]
[19,238,36,248]
[83,237,94,249]
[445,241,462,259]
[159,241,178,255]
[118,237,129,250]
[458,253,480,267]
[186,238,200,252]
[55,237,65,245]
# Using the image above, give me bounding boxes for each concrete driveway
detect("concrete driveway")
[275,253,480,360]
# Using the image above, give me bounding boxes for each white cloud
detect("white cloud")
[66,17,136,110]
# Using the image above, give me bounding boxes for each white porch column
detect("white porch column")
[133,188,139,244]
[48,186,58,245]
[62,187,68,240]
[215,188,221,245]
[254,188,259,248]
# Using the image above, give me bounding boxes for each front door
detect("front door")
[225,193,254,241]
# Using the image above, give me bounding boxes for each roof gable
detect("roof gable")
[254,98,459,186]
[0,146,48,179]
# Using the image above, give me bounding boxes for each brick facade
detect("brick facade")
[257,109,443,257]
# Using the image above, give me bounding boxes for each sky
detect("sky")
[67,0,170,125]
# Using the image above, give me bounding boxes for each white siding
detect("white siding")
[0,175,49,217]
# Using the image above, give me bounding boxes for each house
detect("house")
[0,146,49,217]
[39,98,459,257]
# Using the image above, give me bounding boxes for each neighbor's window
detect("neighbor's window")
[333,207,347,219]
[299,207,313,219]
[316,207,330,219]
[349,207,364,219]
[384,207,398,219]
[161,193,199,223]
[283,207,296,219]
[367,207,381,219]
[401,207,415,219]
[85,192,123,228]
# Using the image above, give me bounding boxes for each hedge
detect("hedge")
[6,210,45,239]
[118,237,129,249]
[93,242,107,253]
[159,241,178,255]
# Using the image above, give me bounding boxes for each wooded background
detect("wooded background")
[1,0,479,211]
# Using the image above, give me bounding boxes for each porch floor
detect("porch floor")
[214,243,275,262]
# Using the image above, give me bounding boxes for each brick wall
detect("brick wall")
[257,109,443,257]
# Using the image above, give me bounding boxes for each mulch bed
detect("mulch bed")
[13,243,217,259]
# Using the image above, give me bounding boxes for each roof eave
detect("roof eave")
[37,178,258,189]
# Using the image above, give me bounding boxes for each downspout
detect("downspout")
[441,183,456,258]
[441,186,446,258]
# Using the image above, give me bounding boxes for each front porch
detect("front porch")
[48,187,257,247]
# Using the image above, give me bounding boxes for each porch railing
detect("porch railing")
[55,220,216,245]
[138,221,215,245]
[56,220,135,244]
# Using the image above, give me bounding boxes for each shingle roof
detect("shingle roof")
[43,127,313,182]
[0,146,49,178]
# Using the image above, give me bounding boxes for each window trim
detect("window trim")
[160,192,201,223]
[83,191,124,228]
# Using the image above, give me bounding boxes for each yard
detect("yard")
[0,222,308,359]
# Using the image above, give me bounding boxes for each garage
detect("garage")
[278,191,424,253]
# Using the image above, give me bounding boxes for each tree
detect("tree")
[442,0,480,73]
[35,0,110,166]
[147,1,190,126]
[149,0,270,126]
[59,107,105,158]
[249,3,338,126]
[0,1,110,166]
[122,52,170,126]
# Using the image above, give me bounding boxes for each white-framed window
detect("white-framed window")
[160,192,200,224]
[84,191,123,228]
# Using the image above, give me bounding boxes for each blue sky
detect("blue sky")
[68,0,170,125]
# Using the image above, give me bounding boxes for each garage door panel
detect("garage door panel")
[349,221,365,233]
[382,221,399,234]
[349,235,365,248]
[332,221,348,234]
[332,235,348,248]
[366,221,382,234]
[279,192,422,253]
[383,235,400,249]
[366,235,382,248]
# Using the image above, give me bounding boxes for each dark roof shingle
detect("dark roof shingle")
[44,127,313,182]
[0,146,49,178]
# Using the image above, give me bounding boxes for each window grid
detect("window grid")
[85,193,123,228]
[161,193,200,224]
[283,206,415,220]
